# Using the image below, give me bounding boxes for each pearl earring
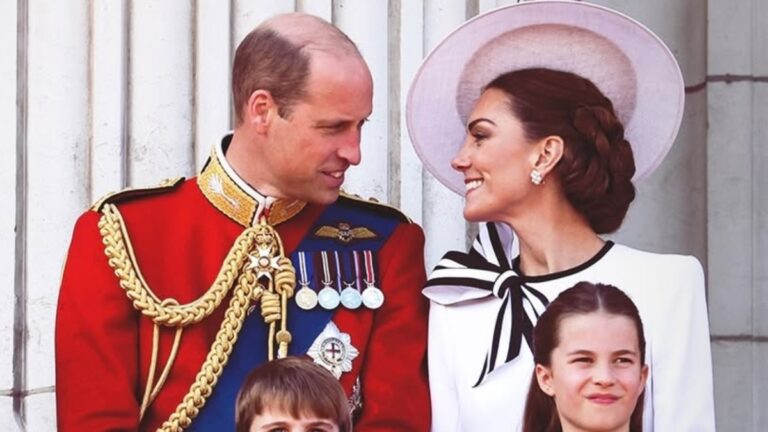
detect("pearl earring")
[530,169,543,185]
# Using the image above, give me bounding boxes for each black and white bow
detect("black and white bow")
[423,222,549,386]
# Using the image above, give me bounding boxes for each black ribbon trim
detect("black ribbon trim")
[426,223,549,387]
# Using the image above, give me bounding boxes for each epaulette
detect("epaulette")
[338,190,412,223]
[91,177,185,211]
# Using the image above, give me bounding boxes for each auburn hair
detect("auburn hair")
[486,68,636,233]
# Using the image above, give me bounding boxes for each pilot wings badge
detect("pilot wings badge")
[314,222,376,243]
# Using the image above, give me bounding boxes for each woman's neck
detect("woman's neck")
[502,199,604,277]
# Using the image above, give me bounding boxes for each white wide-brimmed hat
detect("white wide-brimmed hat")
[406,0,685,196]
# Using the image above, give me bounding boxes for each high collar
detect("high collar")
[198,134,306,227]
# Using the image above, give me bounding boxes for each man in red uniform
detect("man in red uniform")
[55,13,430,431]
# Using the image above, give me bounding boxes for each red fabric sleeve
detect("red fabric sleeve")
[355,223,431,431]
[55,210,140,431]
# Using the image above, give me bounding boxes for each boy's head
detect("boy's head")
[236,356,351,432]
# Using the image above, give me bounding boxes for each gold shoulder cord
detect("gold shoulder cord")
[98,203,296,432]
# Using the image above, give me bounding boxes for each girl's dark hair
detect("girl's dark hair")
[522,282,646,432]
[486,68,636,233]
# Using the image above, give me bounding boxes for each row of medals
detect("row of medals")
[296,282,384,311]
[293,249,384,311]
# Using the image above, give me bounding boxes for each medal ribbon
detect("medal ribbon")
[298,251,310,287]
[320,251,333,287]
[340,251,356,290]
[363,250,376,287]
[333,251,343,291]
[352,250,363,291]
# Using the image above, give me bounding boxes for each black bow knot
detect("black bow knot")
[424,223,549,386]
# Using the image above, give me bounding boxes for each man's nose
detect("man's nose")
[338,131,362,166]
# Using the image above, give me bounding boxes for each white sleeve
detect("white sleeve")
[428,301,461,432]
[649,256,716,431]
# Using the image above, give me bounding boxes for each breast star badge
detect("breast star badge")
[307,321,359,379]
[247,244,281,280]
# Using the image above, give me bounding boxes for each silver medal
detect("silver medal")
[318,286,341,310]
[362,285,384,309]
[295,286,318,310]
[340,286,363,309]
[295,251,316,310]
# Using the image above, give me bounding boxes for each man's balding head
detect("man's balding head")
[263,13,360,57]
[232,13,366,125]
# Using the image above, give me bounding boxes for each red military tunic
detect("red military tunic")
[55,138,430,431]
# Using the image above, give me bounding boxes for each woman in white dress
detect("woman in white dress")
[405,2,715,431]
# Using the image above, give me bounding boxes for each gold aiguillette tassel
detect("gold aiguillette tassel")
[247,216,296,360]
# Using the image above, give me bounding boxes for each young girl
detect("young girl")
[524,282,647,432]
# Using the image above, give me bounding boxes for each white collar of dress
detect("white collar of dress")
[423,222,612,386]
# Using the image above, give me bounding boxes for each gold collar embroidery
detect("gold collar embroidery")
[198,137,306,227]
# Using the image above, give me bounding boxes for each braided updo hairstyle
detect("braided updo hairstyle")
[486,68,636,233]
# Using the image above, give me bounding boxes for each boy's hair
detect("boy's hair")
[235,356,351,432]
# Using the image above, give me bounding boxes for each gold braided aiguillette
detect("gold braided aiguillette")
[98,205,296,431]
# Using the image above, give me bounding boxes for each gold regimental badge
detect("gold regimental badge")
[314,222,376,243]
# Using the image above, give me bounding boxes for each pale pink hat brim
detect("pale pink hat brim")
[406,0,685,196]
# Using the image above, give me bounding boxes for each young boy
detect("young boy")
[236,356,352,432]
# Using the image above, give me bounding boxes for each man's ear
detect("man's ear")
[530,135,564,177]
[243,89,276,134]
[535,364,555,396]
